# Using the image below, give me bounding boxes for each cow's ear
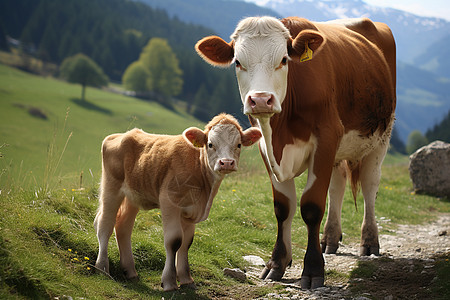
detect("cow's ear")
[195,36,234,67]
[241,127,262,147]
[289,30,325,62]
[183,127,207,148]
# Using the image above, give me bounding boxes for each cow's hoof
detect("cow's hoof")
[359,245,380,256]
[300,276,324,289]
[126,275,140,282]
[259,267,284,281]
[180,282,197,290]
[321,243,339,254]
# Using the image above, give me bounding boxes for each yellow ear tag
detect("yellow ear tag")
[300,42,313,62]
[192,141,203,148]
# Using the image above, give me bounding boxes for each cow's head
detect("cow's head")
[183,114,261,174]
[195,16,325,119]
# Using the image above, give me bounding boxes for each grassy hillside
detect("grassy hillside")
[0,64,202,190]
[0,64,448,299]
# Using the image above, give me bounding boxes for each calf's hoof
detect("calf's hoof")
[180,282,197,290]
[260,266,284,281]
[161,282,178,292]
[300,276,324,290]
[359,245,380,256]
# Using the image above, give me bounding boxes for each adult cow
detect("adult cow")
[195,16,396,289]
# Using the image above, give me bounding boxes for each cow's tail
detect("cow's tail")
[346,160,361,210]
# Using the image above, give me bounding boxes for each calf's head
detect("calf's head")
[195,16,325,119]
[183,114,261,174]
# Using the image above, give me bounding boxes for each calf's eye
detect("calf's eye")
[237,144,241,148]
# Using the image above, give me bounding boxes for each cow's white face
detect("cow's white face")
[195,16,325,120]
[232,19,291,118]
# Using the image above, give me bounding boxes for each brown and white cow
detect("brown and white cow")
[94,114,261,291]
[195,16,396,289]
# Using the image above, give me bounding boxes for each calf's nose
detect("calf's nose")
[218,159,236,172]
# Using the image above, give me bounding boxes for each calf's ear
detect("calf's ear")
[195,36,234,67]
[241,127,262,147]
[183,127,207,148]
[289,30,325,62]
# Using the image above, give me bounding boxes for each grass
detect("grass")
[0,63,449,298]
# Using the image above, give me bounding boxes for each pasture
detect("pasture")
[0,64,448,299]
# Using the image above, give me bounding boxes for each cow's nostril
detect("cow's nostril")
[250,98,256,107]
[267,97,273,106]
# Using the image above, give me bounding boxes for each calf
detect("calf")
[94,113,261,291]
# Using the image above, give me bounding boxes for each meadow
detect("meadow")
[0,64,448,299]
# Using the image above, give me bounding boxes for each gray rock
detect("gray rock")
[223,267,247,281]
[409,140,450,197]
[243,255,266,266]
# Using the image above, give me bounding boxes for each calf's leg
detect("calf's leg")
[321,161,346,254]
[94,180,124,275]
[176,221,196,288]
[260,177,296,281]
[161,207,183,291]
[115,197,140,279]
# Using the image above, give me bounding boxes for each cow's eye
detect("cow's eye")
[237,143,241,149]
[235,60,241,68]
[208,143,213,149]
[281,56,288,65]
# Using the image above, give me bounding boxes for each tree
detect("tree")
[122,61,148,93]
[60,53,108,101]
[137,38,183,98]
[406,130,428,154]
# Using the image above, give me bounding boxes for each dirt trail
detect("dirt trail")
[246,214,450,300]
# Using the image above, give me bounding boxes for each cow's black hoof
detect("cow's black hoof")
[180,282,197,290]
[260,266,284,281]
[359,245,380,256]
[300,276,324,289]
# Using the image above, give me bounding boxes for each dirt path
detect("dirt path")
[245,214,450,300]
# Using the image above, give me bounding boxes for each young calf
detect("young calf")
[94,113,261,291]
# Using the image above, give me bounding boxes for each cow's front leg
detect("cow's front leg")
[261,177,296,281]
[161,206,183,291]
[176,220,196,289]
[115,197,140,280]
[300,147,335,289]
[321,161,346,254]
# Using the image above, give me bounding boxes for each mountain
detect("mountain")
[251,0,450,64]
[414,33,450,79]
[137,0,281,38]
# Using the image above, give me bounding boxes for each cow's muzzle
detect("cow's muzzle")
[245,92,280,117]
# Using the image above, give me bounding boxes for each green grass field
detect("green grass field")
[0,64,448,299]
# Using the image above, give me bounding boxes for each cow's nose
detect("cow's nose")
[219,159,236,172]
[248,93,274,113]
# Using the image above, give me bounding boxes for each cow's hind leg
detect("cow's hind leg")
[359,144,388,256]
[115,197,140,280]
[176,221,196,289]
[94,179,124,275]
[321,161,347,254]
[260,177,296,281]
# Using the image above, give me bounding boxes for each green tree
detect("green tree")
[406,130,428,154]
[60,53,108,101]
[139,38,183,98]
[122,61,148,92]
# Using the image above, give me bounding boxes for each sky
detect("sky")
[363,0,450,21]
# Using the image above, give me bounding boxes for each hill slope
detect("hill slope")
[0,64,202,189]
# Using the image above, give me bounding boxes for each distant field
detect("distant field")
[0,63,448,299]
[0,64,202,190]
